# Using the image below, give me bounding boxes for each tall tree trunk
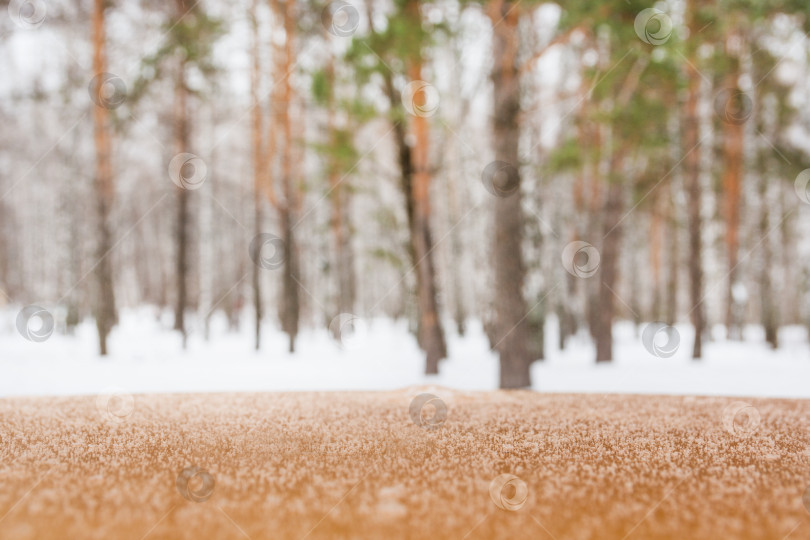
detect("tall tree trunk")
[250,0,263,350]
[383,74,418,337]
[585,113,603,342]
[446,147,466,337]
[403,7,447,374]
[325,45,356,320]
[664,189,679,327]
[758,174,777,348]
[649,190,664,321]
[280,200,299,352]
[334,198,355,318]
[409,109,447,374]
[91,0,117,356]
[721,45,744,340]
[67,170,82,333]
[198,138,213,340]
[779,188,796,324]
[591,56,647,363]
[446,23,471,338]
[489,0,531,388]
[557,272,577,350]
[565,83,595,347]
[173,52,190,346]
[275,0,300,352]
[381,67,446,371]
[594,152,625,363]
[683,0,706,359]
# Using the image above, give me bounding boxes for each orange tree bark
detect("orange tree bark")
[402,0,447,373]
[721,61,744,340]
[682,0,706,359]
[407,64,447,374]
[91,0,117,356]
[273,0,301,353]
[488,0,532,388]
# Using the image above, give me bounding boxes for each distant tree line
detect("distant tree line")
[1,0,809,388]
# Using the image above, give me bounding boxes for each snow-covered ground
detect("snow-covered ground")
[1,307,808,398]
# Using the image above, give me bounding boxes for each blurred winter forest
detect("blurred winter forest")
[2,0,810,389]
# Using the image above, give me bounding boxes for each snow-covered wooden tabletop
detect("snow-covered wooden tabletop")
[1,390,808,539]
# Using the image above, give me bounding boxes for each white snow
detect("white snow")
[1,307,808,398]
